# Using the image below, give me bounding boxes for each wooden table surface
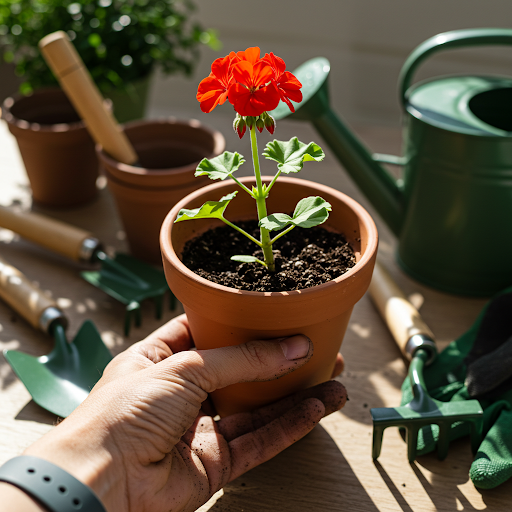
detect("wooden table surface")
[0,109,510,511]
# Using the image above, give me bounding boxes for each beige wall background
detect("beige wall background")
[1,1,511,128]
[149,0,512,127]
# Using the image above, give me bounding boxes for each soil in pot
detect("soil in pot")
[181,220,357,292]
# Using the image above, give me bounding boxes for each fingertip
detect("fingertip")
[279,335,312,361]
[331,352,344,378]
[324,380,348,414]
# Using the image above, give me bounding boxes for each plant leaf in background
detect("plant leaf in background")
[175,192,238,222]
[260,196,332,231]
[195,151,245,180]
[263,137,325,174]
[0,0,220,95]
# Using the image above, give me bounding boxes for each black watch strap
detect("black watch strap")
[0,455,106,512]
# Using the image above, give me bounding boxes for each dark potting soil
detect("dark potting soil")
[181,220,357,292]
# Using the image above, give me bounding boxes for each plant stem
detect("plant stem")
[222,218,262,247]
[265,169,281,195]
[230,176,254,197]
[270,224,295,245]
[250,124,275,272]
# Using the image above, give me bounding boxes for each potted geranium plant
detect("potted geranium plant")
[160,48,378,416]
[0,0,219,121]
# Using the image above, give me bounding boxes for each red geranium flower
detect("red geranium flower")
[196,53,237,113]
[197,47,302,119]
[263,52,303,113]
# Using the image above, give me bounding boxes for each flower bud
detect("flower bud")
[264,112,276,135]
[235,117,246,139]
[256,117,265,133]
[245,116,255,129]
[232,114,240,132]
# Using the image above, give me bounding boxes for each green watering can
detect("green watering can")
[271,28,512,296]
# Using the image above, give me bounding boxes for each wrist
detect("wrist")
[24,407,124,511]
[0,482,47,512]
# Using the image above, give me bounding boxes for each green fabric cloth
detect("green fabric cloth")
[400,287,512,489]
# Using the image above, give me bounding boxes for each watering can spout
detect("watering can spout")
[270,57,405,237]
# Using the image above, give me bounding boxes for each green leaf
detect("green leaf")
[291,196,332,228]
[259,213,293,231]
[259,196,332,231]
[262,137,325,174]
[174,192,237,222]
[231,255,266,266]
[195,151,245,180]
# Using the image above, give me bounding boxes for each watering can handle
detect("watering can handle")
[368,260,436,361]
[0,206,96,263]
[0,255,65,332]
[399,27,512,107]
[38,31,138,165]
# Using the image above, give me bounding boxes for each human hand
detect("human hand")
[25,314,347,511]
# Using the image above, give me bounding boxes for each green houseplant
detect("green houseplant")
[0,0,219,121]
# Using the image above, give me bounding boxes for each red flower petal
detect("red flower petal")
[236,47,261,65]
[196,53,237,112]
[262,52,286,80]
[231,61,254,88]
[197,76,231,113]
[251,61,274,88]
[228,83,280,117]
[210,54,235,86]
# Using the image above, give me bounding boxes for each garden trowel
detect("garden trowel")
[0,205,173,335]
[0,255,112,418]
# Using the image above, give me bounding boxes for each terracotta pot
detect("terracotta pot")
[2,88,99,208]
[97,118,225,265]
[160,176,378,416]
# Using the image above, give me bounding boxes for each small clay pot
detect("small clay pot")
[97,118,225,265]
[2,88,99,208]
[160,176,378,416]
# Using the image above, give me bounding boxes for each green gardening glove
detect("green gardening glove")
[401,286,512,489]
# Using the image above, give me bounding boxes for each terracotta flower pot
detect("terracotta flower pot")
[97,118,225,265]
[160,176,378,416]
[2,88,99,208]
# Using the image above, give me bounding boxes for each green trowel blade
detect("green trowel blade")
[4,320,112,418]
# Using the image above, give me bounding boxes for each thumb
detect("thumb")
[161,335,313,392]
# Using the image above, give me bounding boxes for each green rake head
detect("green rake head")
[81,252,176,336]
[371,349,483,462]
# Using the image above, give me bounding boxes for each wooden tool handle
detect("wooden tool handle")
[0,206,93,262]
[0,255,57,330]
[368,260,435,358]
[38,31,138,165]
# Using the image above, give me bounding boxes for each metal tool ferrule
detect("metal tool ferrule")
[39,306,68,334]
[79,237,102,263]
[406,334,437,365]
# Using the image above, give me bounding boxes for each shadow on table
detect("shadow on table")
[373,461,414,512]
[376,434,512,511]
[414,437,512,511]
[15,400,60,426]
[206,424,378,512]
